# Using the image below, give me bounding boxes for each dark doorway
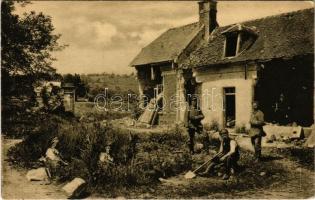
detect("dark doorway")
[185,78,197,105]
[255,56,314,126]
[224,87,236,127]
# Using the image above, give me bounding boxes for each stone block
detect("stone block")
[62,178,87,198]
[26,167,49,181]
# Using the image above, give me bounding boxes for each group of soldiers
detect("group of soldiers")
[186,98,265,180]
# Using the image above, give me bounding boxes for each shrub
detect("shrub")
[7,114,68,168]
[9,116,192,188]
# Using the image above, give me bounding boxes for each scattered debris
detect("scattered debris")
[115,196,126,200]
[137,96,162,125]
[304,128,315,148]
[276,143,294,149]
[100,120,108,128]
[158,177,167,182]
[260,172,266,176]
[225,175,238,185]
[266,134,276,143]
[194,143,204,152]
[99,152,114,164]
[62,178,87,198]
[139,193,151,199]
[263,125,303,140]
[26,167,50,181]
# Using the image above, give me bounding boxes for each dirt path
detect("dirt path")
[154,151,315,199]
[2,138,314,199]
[1,139,67,199]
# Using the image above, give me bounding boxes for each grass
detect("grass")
[8,113,191,191]
[81,73,138,95]
[6,105,314,198]
[75,101,132,122]
[271,147,315,171]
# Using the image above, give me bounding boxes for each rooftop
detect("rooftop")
[181,8,314,68]
[130,22,202,67]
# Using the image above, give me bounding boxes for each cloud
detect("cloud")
[131,28,167,47]
[14,1,314,75]
[62,17,118,48]
[93,21,118,45]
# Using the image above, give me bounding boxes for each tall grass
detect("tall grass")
[8,115,192,188]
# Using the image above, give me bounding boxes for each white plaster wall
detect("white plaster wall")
[195,63,257,129]
[200,78,253,128]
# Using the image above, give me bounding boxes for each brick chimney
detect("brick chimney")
[198,0,218,40]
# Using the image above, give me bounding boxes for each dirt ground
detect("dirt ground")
[153,156,315,199]
[2,138,315,199]
[1,139,67,199]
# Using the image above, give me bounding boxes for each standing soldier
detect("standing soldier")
[249,101,265,161]
[187,98,204,154]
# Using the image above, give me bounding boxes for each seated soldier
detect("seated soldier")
[199,129,240,180]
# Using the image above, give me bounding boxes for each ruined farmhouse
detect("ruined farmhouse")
[130,0,314,128]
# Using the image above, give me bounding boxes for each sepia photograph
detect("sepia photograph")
[1,0,314,199]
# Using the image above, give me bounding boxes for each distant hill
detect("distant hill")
[81,73,139,95]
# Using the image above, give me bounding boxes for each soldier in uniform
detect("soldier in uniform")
[187,98,204,154]
[199,129,240,180]
[249,101,265,161]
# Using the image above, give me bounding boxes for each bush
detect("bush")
[7,114,68,168]
[8,116,192,189]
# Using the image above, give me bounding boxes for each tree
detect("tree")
[63,74,89,99]
[1,0,65,103]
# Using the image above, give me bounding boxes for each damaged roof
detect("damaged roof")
[130,22,201,67]
[182,8,314,68]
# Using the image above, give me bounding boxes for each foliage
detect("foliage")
[81,73,138,101]
[8,117,191,188]
[63,73,89,99]
[75,102,131,121]
[2,0,64,96]
[40,85,65,112]
[1,0,65,121]
[7,114,70,167]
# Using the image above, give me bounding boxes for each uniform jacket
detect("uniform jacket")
[249,110,265,137]
[187,106,204,131]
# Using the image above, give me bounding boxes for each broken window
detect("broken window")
[222,24,258,58]
[239,32,256,53]
[225,33,238,57]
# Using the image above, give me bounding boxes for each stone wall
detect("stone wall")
[162,71,177,114]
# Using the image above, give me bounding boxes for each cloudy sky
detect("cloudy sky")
[15,1,314,75]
